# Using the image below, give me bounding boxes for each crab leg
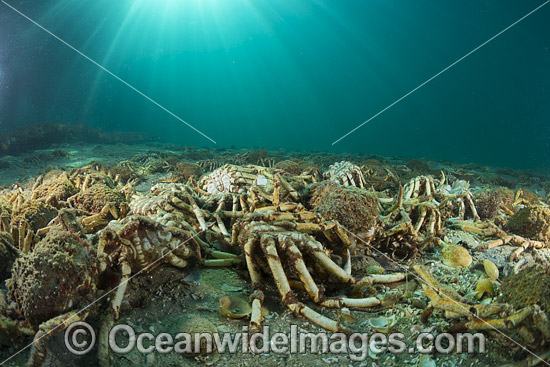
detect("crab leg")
[412,178,423,198]
[413,265,506,322]
[279,235,321,302]
[202,249,241,267]
[343,248,352,275]
[22,229,35,253]
[262,236,346,332]
[248,188,261,209]
[296,236,354,284]
[434,210,442,234]
[385,209,417,237]
[500,204,514,216]
[81,204,118,232]
[447,219,507,238]
[353,273,406,292]
[414,207,428,233]
[333,225,353,248]
[17,220,27,250]
[340,174,350,186]
[28,310,89,367]
[384,185,403,217]
[321,297,380,308]
[404,180,415,200]
[511,239,547,261]
[449,306,533,333]
[230,194,239,226]
[422,285,505,319]
[214,198,230,237]
[250,186,273,203]
[243,237,265,333]
[185,193,208,231]
[465,195,480,221]
[255,203,301,213]
[0,315,34,337]
[412,265,464,302]
[239,195,250,214]
[276,175,300,202]
[0,214,10,232]
[166,252,190,268]
[98,261,132,367]
[479,236,515,250]
[272,176,281,206]
[426,210,437,235]
[112,261,131,320]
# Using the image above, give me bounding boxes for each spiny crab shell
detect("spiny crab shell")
[6,228,98,329]
[323,161,366,188]
[199,164,273,194]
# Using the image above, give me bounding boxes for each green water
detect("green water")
[0,0,549,169]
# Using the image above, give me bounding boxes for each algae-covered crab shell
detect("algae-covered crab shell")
[440,242,472,268]
[507,204,550,242]
[0,232,18,282]
[6,229,99,328]
[475,278,494,299]
[483,259,499,281]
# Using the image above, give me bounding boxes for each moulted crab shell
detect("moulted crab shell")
[483,259,499,281]
[440,179,470,196]
[218,295,252,319]
[323,161,366,188]
[199,164,275,194]
[218,295,268,319]
[438,239,472,268]
[475,278,494,300]
[368,314,397,333]
[338,307,356,325]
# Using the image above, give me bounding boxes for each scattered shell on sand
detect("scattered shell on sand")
[218,295,269,320]
[475,278,494,299]
[483,259,499,281]
[441,243,472,268]
[218,295,252,319]
[368,314,397,333]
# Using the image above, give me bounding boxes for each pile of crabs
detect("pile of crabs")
[0,159,549,366]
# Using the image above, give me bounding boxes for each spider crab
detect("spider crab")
[323,161,366,188]
[129,183,208,232]
[413,265,550,353]
[447,207,550,262]
[232,206,406,332]
[0,209,204,367]
[195,164,309,238]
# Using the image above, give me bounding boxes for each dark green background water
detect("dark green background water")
[0,0,549,169]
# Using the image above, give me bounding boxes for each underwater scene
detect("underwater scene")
[0,0,550,366]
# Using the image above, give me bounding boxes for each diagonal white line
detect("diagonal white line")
[338,225,550,366]
[0,229,206,366]
[1,0,217,144]
[332,1,549,145]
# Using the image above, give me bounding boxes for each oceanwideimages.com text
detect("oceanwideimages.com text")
[65,323,486,361]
